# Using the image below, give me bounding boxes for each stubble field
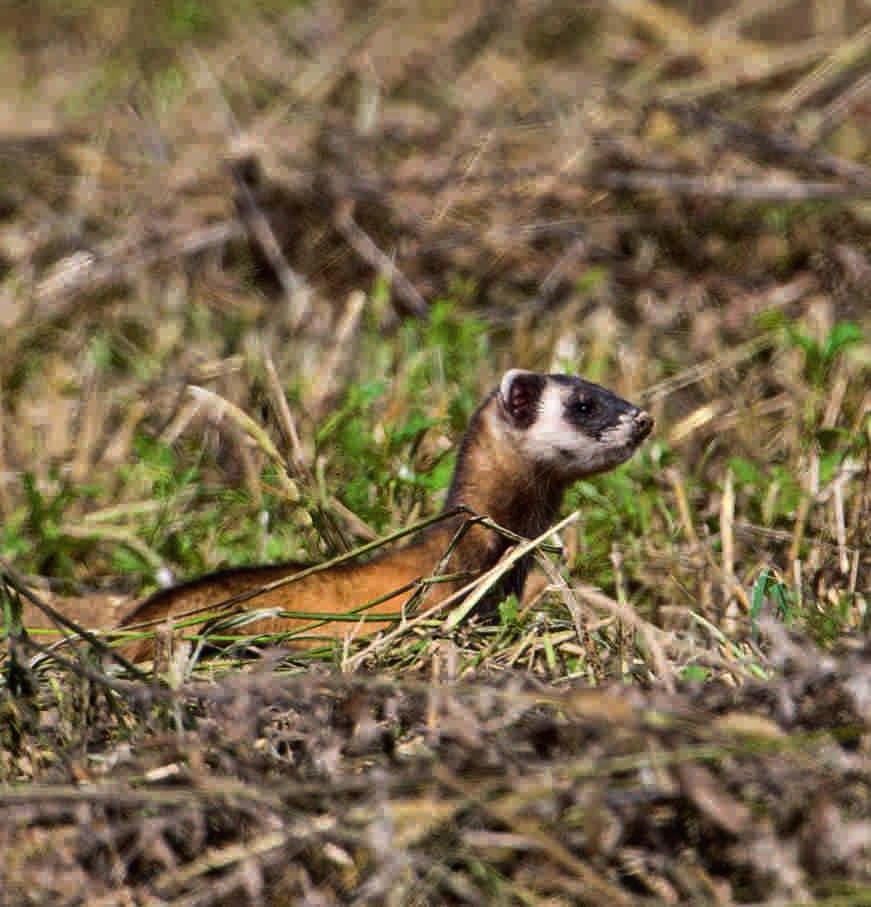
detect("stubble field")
[1,2,870,903]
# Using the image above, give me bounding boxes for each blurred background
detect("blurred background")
[3,5,871,903]
[0,0,869,653]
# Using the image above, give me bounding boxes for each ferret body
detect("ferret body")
[119,370,653,659]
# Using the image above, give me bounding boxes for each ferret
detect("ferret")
[118,370,653,660]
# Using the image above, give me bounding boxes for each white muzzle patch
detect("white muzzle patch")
[514,385,641,478]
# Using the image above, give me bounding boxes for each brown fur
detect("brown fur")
[119,527,465,660]
[117,374,651,661]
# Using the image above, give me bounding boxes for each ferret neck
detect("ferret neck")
[445,403,566,541]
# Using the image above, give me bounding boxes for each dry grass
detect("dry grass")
[1,0,870,902]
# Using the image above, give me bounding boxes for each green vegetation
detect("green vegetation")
[1,1,870,901]
[3,295,865,669]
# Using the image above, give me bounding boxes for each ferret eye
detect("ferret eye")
[572,399,594,417]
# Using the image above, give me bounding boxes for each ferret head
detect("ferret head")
[495,369,653,480]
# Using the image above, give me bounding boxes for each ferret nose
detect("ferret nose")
[633,409,654,439]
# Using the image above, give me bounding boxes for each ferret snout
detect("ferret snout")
[633,409,654,440]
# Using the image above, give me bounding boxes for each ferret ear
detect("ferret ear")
[499,369,546,427]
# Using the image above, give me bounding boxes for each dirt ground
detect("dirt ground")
[2,1,871,903]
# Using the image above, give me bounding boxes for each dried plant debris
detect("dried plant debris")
[1,636,870,905]
[2,2,871,904]
[4,0,871,335]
